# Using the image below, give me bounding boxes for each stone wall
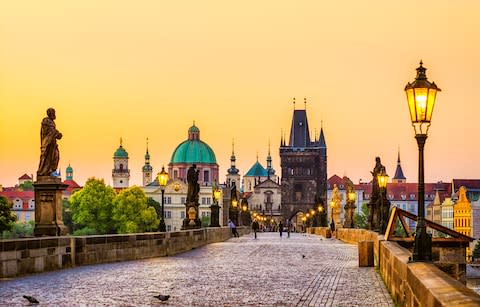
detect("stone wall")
[0,227,249,278]
[308,227,480,306]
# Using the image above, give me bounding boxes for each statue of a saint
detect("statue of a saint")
[37,108,62,177]
[186,164,200,203]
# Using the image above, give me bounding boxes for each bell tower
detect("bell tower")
[112,138,130,189]
[142,138,153,186]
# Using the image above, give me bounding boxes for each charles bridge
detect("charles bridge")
[1,227,480,306]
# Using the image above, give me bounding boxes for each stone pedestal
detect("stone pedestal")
[209,204,220,227]
[359,240,374,267]
[182,201,201,230]
[34,176,69,237]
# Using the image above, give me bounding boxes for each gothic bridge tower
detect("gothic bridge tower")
[280,98,327,220]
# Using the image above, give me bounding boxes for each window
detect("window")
[294,184,302,201]
[204,170,210,183]
[165,197,172,204]
[174,170,178,179]
[201,197,206,204]
[167,225,172,232]
[401,195,406,200]
[206,197,211,205]
[165,211,172,219]
[25,212,30,220]
[180,211,185,219]
[201,211,211,217]
[410,194,415,200]
[181,197,186,204]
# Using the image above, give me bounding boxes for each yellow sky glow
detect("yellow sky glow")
[1,1,479,187]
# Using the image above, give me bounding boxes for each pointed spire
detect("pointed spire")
[120,137,123,147]
[227,137,239,175]
[293,97,296,110]
[146,137,149,154]
[304,97,307,110]
[393,148,406,182]
[433,190,441,205]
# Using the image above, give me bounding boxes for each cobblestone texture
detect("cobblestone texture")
[0,233,393,306]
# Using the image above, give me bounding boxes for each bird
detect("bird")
[302,255,306,259]
[23,295,39,304]
[154,294,170,302]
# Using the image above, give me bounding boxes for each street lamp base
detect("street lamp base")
[159,219,167,232]
[412,228,432,262]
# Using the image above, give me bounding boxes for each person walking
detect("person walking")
[252,219,260,239]
[228,219,239,237]
[278,221,284,238]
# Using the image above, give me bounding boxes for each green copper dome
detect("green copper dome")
[66,165,73,173]
[171,140,217,164]
[170,124,217,164]
[114,145,129,158]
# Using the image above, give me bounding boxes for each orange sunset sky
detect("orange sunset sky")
[1,1,479,188]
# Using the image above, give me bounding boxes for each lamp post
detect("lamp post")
[344,191,356,228]
[405,61,440,262]
[210,183,221,227]
[377,170,388,234]
[231,198,238,226]
[330,200,335,231]
[157,166,169,232]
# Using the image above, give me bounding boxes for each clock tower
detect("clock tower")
[112,138,130,189]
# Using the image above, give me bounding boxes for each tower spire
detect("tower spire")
[293,97,296,110]
[393,147,406,183]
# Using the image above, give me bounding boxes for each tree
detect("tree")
[2,220,35,239]
[112,186,159,233]
[0,196,16,233]
[19,181,34,191]
[473,241,480,262]
[354,203,369,229]
[62,199,73,234]
[70,178,116,234]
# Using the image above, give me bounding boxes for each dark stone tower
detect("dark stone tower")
[280,98,327,220]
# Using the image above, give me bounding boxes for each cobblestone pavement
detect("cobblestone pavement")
[0,233,393,306]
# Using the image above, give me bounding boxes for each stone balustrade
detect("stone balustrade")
[0,227,249,278]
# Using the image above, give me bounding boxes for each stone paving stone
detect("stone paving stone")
[0,232,393,306]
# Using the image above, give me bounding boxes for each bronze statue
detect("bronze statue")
[186,164,200,203]
[367,156,390,233]
[37,108,62,177]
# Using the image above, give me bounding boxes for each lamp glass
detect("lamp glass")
[158,167,169,189]
[348,192,356,202]
[213,189,221,201]
[378,174,389,188]
[232,199,238,208]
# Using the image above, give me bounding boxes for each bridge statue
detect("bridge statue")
[367,157,390,233]
[34,108,68,236]
[182,164,202,229]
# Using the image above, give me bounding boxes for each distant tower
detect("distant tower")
[392,150,406,183]
[226,139,240,188]
[280,97,327,220]
[266,139,275,178]
[66,164,73,181]
[142,138,153,186]
[112,138,130,189]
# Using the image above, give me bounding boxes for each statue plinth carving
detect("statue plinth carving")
[34,108,68,236]
[34,177,68,236]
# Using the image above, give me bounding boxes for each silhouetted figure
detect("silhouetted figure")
[252,219,259,239]
[186,164,200,203]
[154,294,170,302]
[23,295,39,304]
[279,221,284,237]
[302,255,306,259]
[37,108,62,177]
[228,219,239,237]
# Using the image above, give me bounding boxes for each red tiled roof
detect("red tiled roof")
[18,173,32,180]
[0,190,34,200]
[63,180,82,193]
[327,175,345,189]
[452,179,480,191]
[351,182,450,202]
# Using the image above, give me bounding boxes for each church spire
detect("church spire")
[392,149,406,183]
[266,139,275,177]
[227,138,239,175]
[142,137,153,186]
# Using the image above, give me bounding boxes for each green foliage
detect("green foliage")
[201,215,210,227]
[0,196,16,233]
[70,178,116,234]
[72,227,98,236]
[19,181,34,191]
[354,203,368,229]
[62,199,73,234]
[112,186,159,233]
[147,197,161,219]
[393,220,407,237]
[2,220,35,239]
[473,241,480,261]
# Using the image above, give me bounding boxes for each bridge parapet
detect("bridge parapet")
[0,227,250,278]
[308,227,480,306]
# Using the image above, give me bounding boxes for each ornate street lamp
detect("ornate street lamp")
[157,166,168,232]
[405,61,440,262]
[377,169,389,234]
